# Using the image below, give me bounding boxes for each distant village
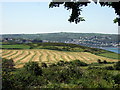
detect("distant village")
[1,36,120,48]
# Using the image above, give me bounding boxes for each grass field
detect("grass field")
[1,43,119,60]
[1,49,119,68]
[98,52,120,59]
[1,44,30,49]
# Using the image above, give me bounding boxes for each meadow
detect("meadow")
[1,44,30,49]
[1,49,119,68]
[1,42,120,59]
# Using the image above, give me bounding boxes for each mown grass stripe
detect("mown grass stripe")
[40,51,49,62]
[55,52,65,61]
[15,51,31,64]
[5,51,18,59]
[48,51,57,62]
[43,51,49,62]
[0,50,6,54]
[60,53,68,61]
[39,51,43,62]
[29,51,37,62]
[46,51,50,62]
[67,52,76,61]
[79,55,90,64]
[2,50,13,56]
[2,51,16,58]
[80,53,92,61]
[58,52,68,61]
[12,50,25,59]
[51,51,58,61]
[74,53,88,63]
[69,52,78,60]
[64,53,72,61]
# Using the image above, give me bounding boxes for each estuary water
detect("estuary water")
[98,47,120,54]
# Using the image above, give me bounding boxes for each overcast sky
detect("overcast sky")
[0,2,118,34]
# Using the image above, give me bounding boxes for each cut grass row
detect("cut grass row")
[46,51,50,62]
[29,51,37,62]
[39,51,43,62]
[5,51,19,59]
[12,51,25,59]
[48,51,58,62]
[46,51,54,62]
[2,51,16,59]
[2,50,13,56]
[15,51,31,64]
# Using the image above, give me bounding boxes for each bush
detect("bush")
[49,63,57,67]
[114,61,120,70]
[87,66,103,70]
[27,76,48,88]
[41,62,47,68]
[50,60,88,67]
[97,59,102,64]
[43,65,83,83]
[55,66,83,83]
[56,60,66,66]
[103,60,107,64]
[2,58,15,71]
[113,74,120,84]
[24,62,42,76]
[104,66,114,70]
[2,58,15,89]
[69,60,88,66]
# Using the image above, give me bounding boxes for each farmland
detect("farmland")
[1,49,119,68]
[1,44,30,49]
[1,42,120,59]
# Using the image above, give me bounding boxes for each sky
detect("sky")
[0,2,119,34]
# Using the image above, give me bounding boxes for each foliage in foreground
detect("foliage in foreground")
[2,58,120,89]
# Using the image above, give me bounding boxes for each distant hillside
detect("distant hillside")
[1,32,119,42]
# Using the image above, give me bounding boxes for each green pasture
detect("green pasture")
[98,52,120,60]
[1,44,30,49]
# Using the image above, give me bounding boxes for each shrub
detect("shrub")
[2,58,15,71]
[49,63,57,67]
[104,66,114,70]
[56,60,65,66]
[103,60,107,64]
[41,62,47,68]
[2,58,15,89]
[24,62,42,76]
[69,60,88,66]
[13,69,35,88]
[27,76,48,88]
[114,61,120,70]
[113,74,120,84]
[50,60,88,67]
[55,66,83,83]
[87,66,103,70]
[97,59,102,64]
[43,65,83,83]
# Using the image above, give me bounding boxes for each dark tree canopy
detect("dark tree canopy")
[49,1,120,26]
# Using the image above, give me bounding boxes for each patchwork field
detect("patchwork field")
[1,49,119,68]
